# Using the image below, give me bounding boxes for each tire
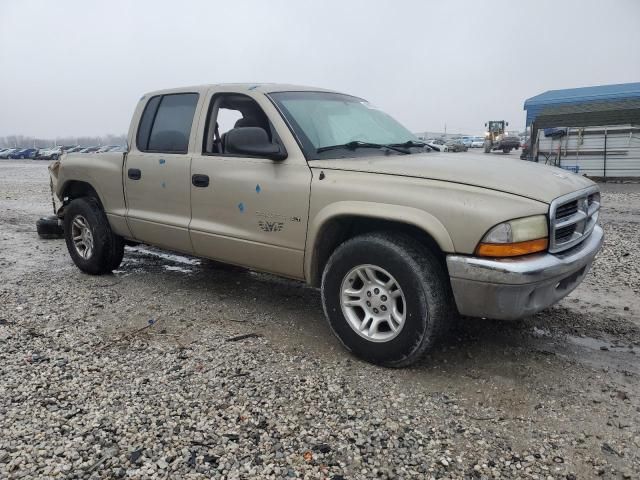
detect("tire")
[502,148,511,154]
[484,143,491,153]
[321,232,455,367]
[52,154,58,160]
[63,197,124,274]
[36,215,64,239]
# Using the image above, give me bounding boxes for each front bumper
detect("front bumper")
[446,225,604,320]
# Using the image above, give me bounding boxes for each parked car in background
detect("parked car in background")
[38,146,66,160]
[78,146,101,154]
[44,147,62,160]
[96,145,122,153]
[460,137,473,148]
[445,138,468,152]
[9,148,38,159]
[470,136,485,148]
[66,146,86,153]
[425,138,448,152]
[34,148,49,159]
[0,148,18,159]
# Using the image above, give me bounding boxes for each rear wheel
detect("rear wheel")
[503,148,511,154]
[321,232,455,367]
[63,197,124,274]
[484,142,491,153]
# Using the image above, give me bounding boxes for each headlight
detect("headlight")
[476,215,548,257]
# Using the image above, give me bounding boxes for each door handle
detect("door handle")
[128,168,142,180]
[192,174,210,188]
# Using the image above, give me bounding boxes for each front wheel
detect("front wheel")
[63,197,124,274]
[321,232,455,367]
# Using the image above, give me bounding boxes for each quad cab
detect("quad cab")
[48,84,603,367]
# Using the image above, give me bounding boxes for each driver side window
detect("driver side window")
[202,93,274,155]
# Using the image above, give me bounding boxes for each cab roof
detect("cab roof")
[143,83,342,97]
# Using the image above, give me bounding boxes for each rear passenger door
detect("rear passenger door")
[124,92,201,253]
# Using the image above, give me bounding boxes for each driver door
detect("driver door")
[188,90,312,279]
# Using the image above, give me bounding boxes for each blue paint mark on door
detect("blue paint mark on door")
[238,202,245,213]
[159,158,166,165]
[255,184,261,193]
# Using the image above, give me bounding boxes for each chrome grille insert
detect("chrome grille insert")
[549,186,600,253]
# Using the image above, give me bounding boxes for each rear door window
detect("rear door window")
[138,93,199,153]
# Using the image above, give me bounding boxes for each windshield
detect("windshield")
[489,121,504,132]
[270,91,420,159]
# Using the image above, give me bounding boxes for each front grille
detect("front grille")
[549,186,600,253]
[555,201,578,219]
[555,224,576,243]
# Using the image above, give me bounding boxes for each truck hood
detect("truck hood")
[309,153,594,203]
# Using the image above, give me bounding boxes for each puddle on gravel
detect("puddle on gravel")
[163,265,194,274]
[125,246,201,265]
[532,327,633,351]
[531,327,638,375]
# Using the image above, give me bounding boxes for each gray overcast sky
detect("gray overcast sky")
[1,0,639,138]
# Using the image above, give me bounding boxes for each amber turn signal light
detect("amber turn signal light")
[476,237,548,257]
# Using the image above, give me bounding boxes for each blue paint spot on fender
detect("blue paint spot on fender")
[159,158,165,165]
[255,184,261,193]
[238,202,245,213]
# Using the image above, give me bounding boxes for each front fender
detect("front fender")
[304,201,455,283]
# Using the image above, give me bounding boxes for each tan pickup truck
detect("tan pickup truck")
[49,84,603,366]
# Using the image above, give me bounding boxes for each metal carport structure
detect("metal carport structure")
[524,83,640,177]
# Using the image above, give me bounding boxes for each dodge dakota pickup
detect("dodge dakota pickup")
[49,84,603,367]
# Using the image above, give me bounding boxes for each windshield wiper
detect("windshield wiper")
[388,140,437,151]
[316,141,409,154]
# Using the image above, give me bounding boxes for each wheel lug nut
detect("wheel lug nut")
[374,288,380,294]
[366,301,371,307]
[373,308,379,314]
[381,305,387,311]
[381,295,387,301]
[366,291,372,297]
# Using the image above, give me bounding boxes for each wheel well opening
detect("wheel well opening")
[61,181,103,211]
[311,216,446,287]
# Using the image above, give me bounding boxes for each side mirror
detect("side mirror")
[225,127,287,160]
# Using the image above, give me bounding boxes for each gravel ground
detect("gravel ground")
[0,159,639,480]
